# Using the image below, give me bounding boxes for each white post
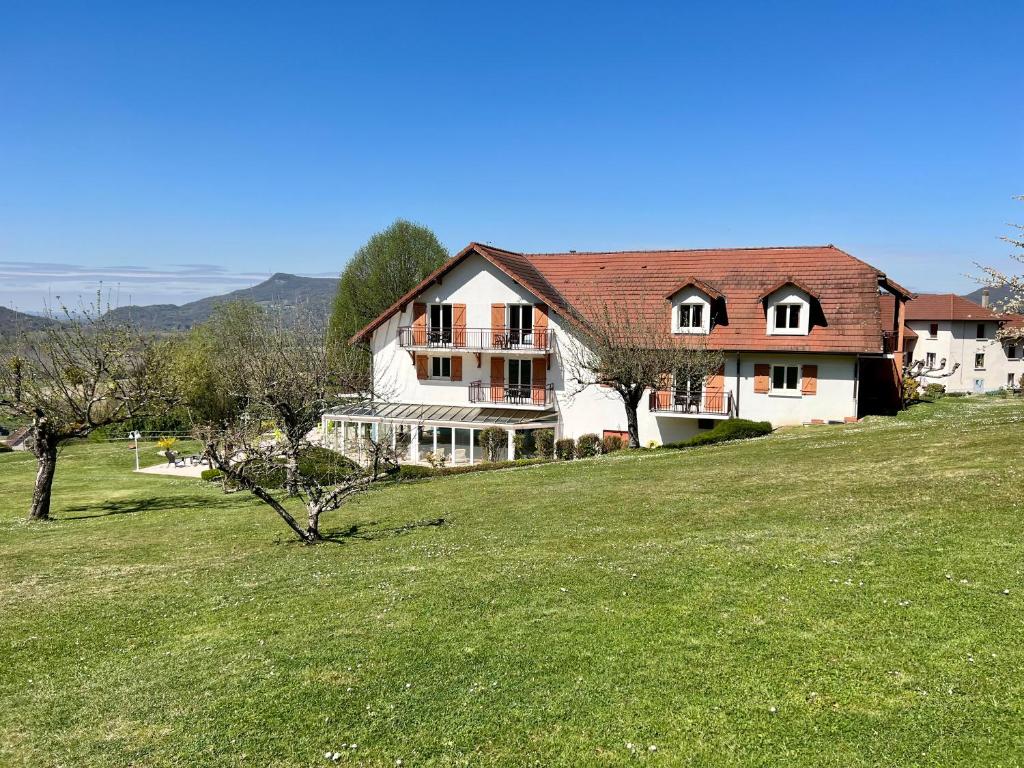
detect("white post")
[131,430,141,471]
[411,425,420,463]
[391,425,397,450]
[433,428,438,455]
[340,421,346,455]
[469,429,475,465]
[507,429,515,461]
[451,429,457,463]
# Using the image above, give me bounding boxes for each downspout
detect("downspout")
[734,353,741,417]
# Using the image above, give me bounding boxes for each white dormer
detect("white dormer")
[762,280,814,336]
[666,278,721,335]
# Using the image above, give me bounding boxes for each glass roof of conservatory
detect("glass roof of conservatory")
[324,402,558,427]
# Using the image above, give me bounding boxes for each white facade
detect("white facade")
[324,253,867,462]
[906,319,1024,393]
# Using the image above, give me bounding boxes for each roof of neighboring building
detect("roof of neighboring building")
[353,242,910,354]
[903,293,1004,322]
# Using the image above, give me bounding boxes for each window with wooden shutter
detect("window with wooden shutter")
[531,357,546,405]
[491,304,506,346]
[801,364,817,395]
[451,356,463,382]
[490,356,505,401]
[415,354,428,380]
[754,363,770,393]
[533,304,549,349]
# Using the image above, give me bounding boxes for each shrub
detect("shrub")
[247,447,359,489]
[923,382,946,401]
[555,438,576,460]
[424,450,447,469]
[156,437,178,454]
[602,434,625,453]
[576,433,601,458]
[0,443,12,454]
[903,376,920,402]
[200,468,223,482]
[663,419,772,449]
[514,431,535,459]
[478,427,506,462]
[398,457,550,481]
[534,429,555,459]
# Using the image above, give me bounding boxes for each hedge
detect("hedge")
[397,457,551,480]
[663,419,772,449]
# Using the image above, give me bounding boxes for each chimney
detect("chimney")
[982,289,990,308]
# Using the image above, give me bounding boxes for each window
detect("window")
[977,323,987,340]
[1008,344,1017,360]
[974,353,985,369]
[429,304,453,345]
[507,358,533,401]
[929,323,939,339]
[925,352,937,368]
[771,364,800,392]
[508,305,533,346]
[430,356,451,378]
[1009,373,1016,388]
[677,303,704,330]
[774,304,801,330]
[672,371,703,410]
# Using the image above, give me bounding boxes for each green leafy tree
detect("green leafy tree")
[328,219,448,349]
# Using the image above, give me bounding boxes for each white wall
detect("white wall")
[906,320,1023,393]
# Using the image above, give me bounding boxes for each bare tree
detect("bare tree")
[175,302,393,543]
[561,297,724,448]
[0,301,168,520]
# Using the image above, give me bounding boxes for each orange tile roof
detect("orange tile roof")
[903,293,1004,321]
[353,242,907,354]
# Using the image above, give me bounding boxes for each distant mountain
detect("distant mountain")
[0,306,60,340]
[103,273,339,332]
[964,285,1018,310]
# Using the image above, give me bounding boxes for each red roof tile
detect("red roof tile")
[903,293,1004,321]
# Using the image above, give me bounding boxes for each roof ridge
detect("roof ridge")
[523,244,839,257]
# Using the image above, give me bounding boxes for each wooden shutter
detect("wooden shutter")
[533,304,549,349]
[754,364,770,394]
[412,302,427,345]
[415,354,428,380]
[706,363,726,412]
[801,364,817,395]
[452,304,467,347]
[532,357,546,405]
[491,303,506,346]
[654,372,671,409]
[451,356,463,382]
[490,356,504,401]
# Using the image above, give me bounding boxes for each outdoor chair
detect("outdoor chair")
[454,448,468,464]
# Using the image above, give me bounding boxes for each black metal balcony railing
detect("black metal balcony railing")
[399,326,552,352]
[648,387,733,416]
[882,330,899,354]
[468,380,555,407]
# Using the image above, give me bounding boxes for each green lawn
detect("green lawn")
[1,398,1023,767]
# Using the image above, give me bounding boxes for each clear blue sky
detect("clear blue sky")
[2,1,1022,311]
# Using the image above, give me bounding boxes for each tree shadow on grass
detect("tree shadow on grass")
[318,517,446,543]
[60,494,234,520]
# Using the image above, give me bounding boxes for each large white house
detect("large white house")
[323,243,910,464]
[897,291,1024,393]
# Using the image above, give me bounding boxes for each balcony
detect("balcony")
[399,326,552,353]
[468,380,555,408]
[648,387,733,417]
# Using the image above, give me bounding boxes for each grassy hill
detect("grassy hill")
[102,272,339,331]
[1,397,1022,766]
[0,306,60,341]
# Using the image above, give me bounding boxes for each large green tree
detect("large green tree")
[328,219,448,347]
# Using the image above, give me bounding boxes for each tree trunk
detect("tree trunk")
[29,438,58,521]
[307,505,322,541]
[251,485,317,544]
[625,404,640,449]
[285,451,299,498]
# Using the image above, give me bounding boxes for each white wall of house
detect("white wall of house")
[369,253,864,446]
[906,320,1024,393]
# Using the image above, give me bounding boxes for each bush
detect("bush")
[514,431,535,459]
[664,419,772,449]
[398,457,551,481]
[903,376,920,402]
[0,443,12,454]
[576,433,601,458]
[200,468,223,482]
[555,438,576,460]
[478,427,506,462]
[534,429,555,459]
[247,447,360,489]
[423,450,447,469]
[602,434,625,453]
[923,382,946,401]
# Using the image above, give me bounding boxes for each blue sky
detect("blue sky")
[2,1,1022,312]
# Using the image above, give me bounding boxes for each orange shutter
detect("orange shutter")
[532,357,546,404]
[490,356,504,401]
[415,354,428,380]
[491,303,506,345]
[451,356,463,382]
[452,304,467,347]
[533,304,549,349]
[412,302,427,345]
[754,364,770,394]
[707,363,725,392]
[801,364,817,395]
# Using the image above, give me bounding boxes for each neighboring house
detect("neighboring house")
[897,292,1024,393]
[323,243,910,464]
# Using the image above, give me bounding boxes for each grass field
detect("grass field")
[2,397,1023,767]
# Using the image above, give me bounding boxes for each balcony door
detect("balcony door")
[507,358,533,403]
[508,305,533,347]
[673,371,703,412]
[429,304,452,346]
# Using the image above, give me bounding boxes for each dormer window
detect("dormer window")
[678,303,703,330]
[774,304,801,330]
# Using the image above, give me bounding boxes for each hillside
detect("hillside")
[2,397,1022,765]
[0,306,60,340]
[964,284,1016,309]
[103,272,339,331]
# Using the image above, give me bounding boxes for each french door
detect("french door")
[508,305,533,347]
[507,359,533,402]
[429,304,452,346]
